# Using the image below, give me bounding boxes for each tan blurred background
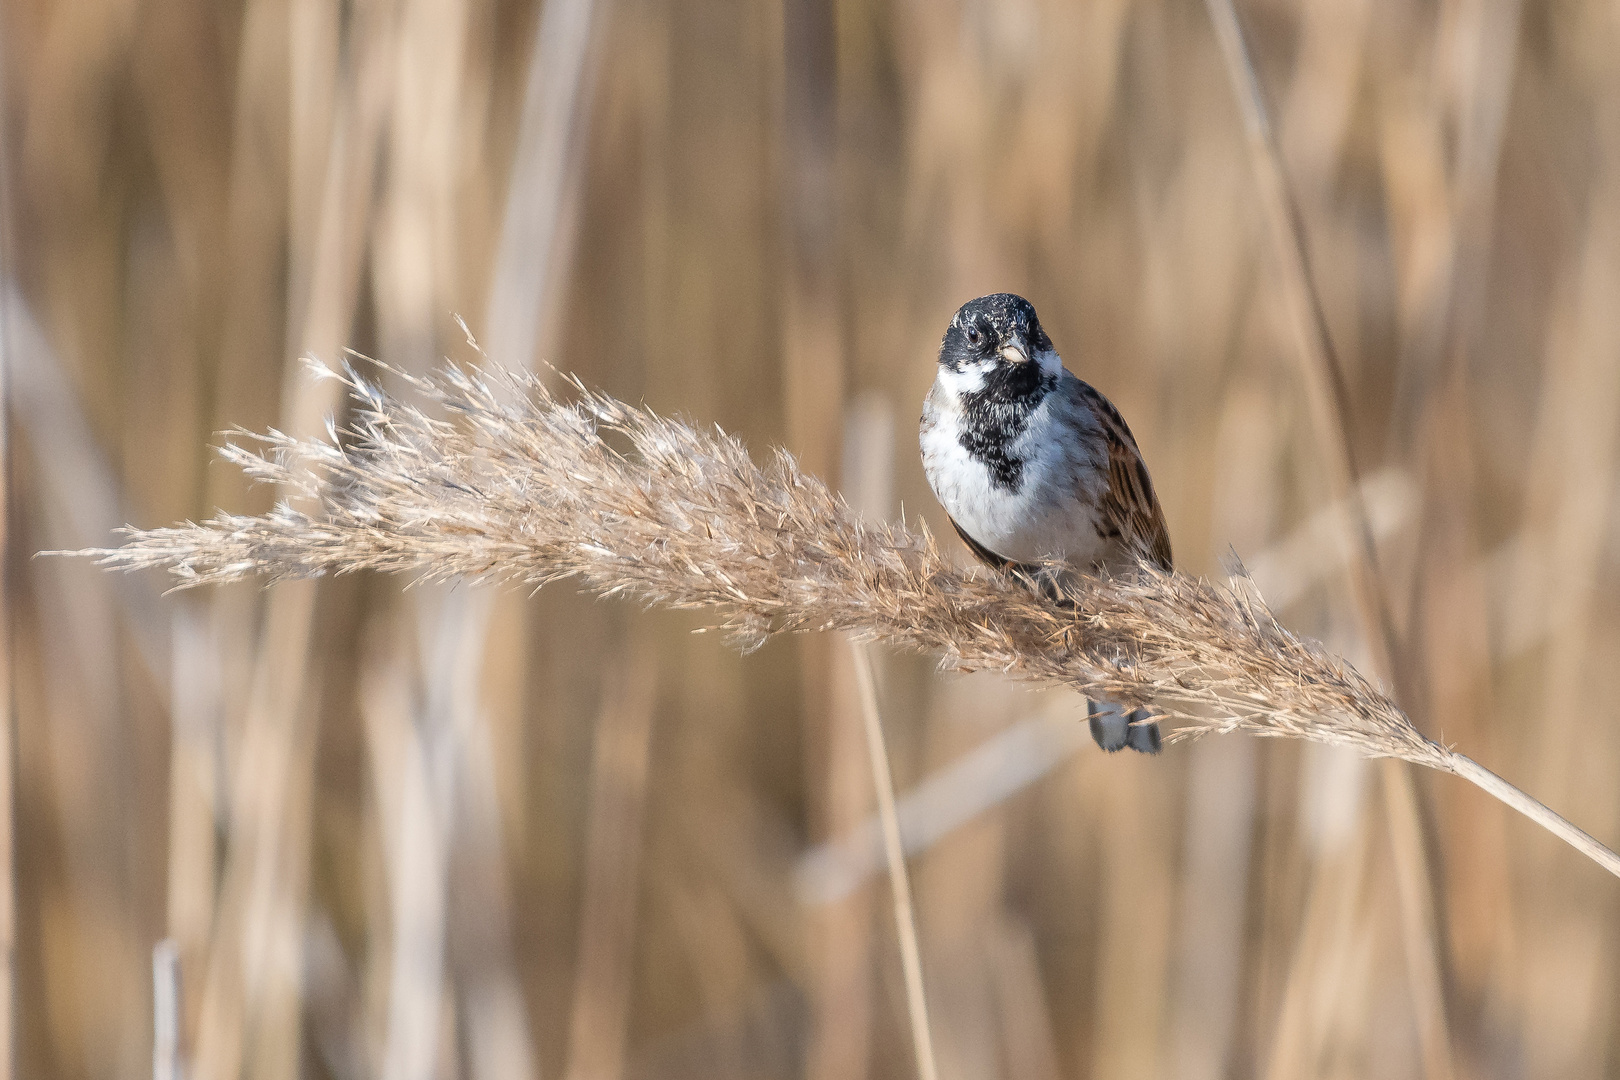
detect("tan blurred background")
[5,0,1620,1077]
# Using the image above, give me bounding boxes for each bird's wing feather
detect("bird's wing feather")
[1074,380,1173,571]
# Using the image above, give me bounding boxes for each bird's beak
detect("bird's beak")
[999,340,1031,365]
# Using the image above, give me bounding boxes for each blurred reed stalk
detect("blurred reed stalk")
[73,359,1620,889]
[152,940,181,1080]
[0,216,13,1080]
[849,641,938,1080]
[561,646,658,1080]
[365,0,604,1071]
[189,5,393,1076]
[6,289,172,1080]
[1202,2,1459,1077]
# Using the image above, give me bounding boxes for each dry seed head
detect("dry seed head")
[75,359,1445,767]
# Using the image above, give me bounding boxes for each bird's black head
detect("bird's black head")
[936,294,1059,401]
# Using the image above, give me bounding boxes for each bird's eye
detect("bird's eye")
[966,327,983,347]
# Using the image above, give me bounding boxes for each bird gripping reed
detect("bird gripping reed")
[71,357,1620,879]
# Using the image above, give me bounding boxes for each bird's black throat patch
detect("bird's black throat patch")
[956,366,1057,492]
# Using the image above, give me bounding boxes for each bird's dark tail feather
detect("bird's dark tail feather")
[1087,700,1162,754]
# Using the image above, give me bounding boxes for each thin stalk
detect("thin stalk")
[562,649,658,1080]
[849,641,939,1080]
[1202,0,1400,670]
[0,172,14,1080]
[1201,3,1455,1076]
[1444,754,1620,879]
[153,940,182,1080]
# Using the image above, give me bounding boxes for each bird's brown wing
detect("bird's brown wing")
[1078,382,1173,571]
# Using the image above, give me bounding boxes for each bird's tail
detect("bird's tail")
[1087,700,1162,754]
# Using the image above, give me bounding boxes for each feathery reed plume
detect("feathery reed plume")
[77,359,1422,751]
[69,360,1620,878]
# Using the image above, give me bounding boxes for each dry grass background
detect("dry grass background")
[5,0,1620,1079]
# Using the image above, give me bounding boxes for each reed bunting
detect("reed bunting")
[920,294,1172,753]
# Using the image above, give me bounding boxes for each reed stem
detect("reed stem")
[849,641,939,1080]
[1444,752,1620,879]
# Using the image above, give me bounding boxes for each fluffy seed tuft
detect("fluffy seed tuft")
[75,359,1445,765]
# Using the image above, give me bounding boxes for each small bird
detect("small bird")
[919,293,1172,753]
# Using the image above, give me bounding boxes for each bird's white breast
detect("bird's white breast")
[920,380,1108,567]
